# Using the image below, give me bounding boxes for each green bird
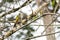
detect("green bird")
[14,13,28,27]
[14,13,20,27]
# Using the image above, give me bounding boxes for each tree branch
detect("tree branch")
[25,31,60,39]
[0,3,48,40]
[0,0,32,18]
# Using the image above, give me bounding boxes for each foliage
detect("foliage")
[0,0,60,40]
[48,0,59,13]
[15,25,35,40]
[51,0,56,8]
[3,0,14,3]
[0,31,2,35]
[32,3,36,7]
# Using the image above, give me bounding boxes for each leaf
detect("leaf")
[57,27,60,29]
[15,25,34,39]
[51,0,56,7]
[3,0,14,3]
[32,3,36,7]
[16,32,24,38]
[22,26,35,32]
[16,34,21,38]
[0,31,2,35]
[27,31,33,37]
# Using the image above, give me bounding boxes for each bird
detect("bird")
[13,13,20,27]
[13,13,28,27]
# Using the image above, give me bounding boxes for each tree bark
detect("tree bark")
[36,0,56,40]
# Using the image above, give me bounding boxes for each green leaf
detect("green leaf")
[16,34,21,38]
[15,25,34,39]
[32,3,36,7]
[23,26,35,32]
[0,31,2,35]
[57,27,60,29]
[27,31,33,37]
[3,0,14,3]
[16,32,24,38]
[51,0,56,7]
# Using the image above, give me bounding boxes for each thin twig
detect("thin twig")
[25,31,60,39]
[0,0,33,18]
[41,14,60,35]
[0,13,46,40]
